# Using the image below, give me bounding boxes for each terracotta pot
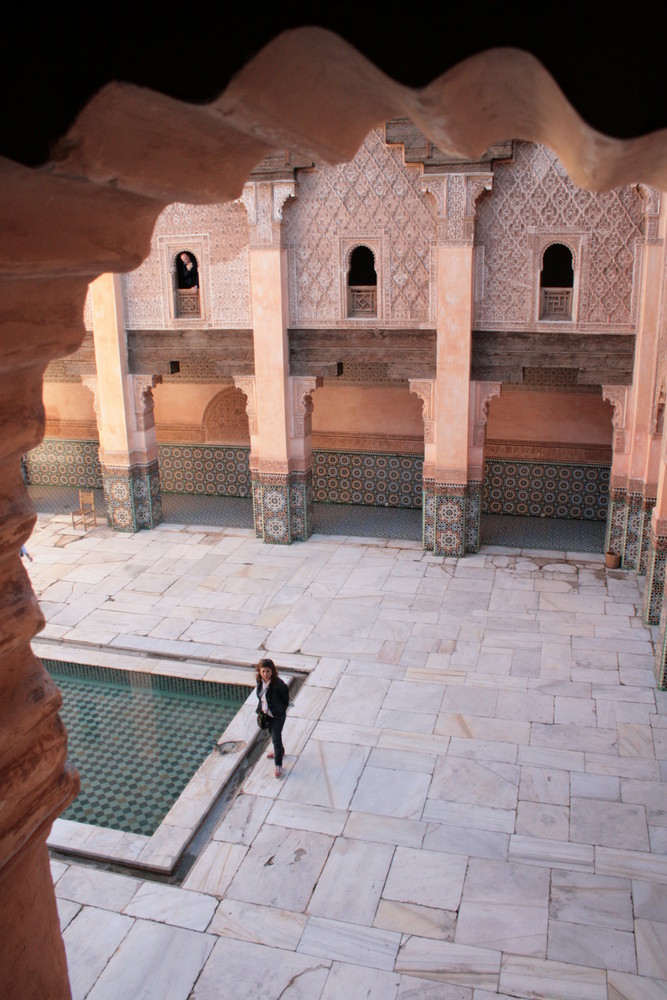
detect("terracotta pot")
[605,552,622,569]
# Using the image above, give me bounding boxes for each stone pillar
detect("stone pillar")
[605,188,664,571]
[466,381,501,552]
[420,172,493,555]
[89,274,162,530]
[242,179,313,543]
[0,278,86,1000]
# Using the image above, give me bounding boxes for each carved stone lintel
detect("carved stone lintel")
[233,375,258,436]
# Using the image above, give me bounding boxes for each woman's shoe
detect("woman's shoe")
[274,767,283,778]
[267,752,275,759]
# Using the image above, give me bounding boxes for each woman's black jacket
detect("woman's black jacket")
[256,676,289,718]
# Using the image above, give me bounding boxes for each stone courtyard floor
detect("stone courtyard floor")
[26,513,667,999]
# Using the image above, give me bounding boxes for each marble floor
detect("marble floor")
[26,513,667,999]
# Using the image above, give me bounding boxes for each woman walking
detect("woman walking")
[255,658,289,778]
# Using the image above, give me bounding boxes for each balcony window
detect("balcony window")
[539,243,574,320]
[175,250,200,318]
[347,245,377,318]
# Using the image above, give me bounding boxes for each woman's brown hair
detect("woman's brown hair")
[255,657,278,681]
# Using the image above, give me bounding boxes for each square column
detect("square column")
[420,172,493,556]
[89,274,162,530]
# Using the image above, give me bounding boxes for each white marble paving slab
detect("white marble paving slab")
[181,841,248,896]
[57,897,81,932]
[311,720,381,747]
[384,845,467,910]
[395,937,501,990]
[344,811,426,849]
[87,919,214,1000]
[547,918,637,973]
[423,822,509,861]
[124,881,217,930]
[596,846,667,883]
[280,739,370,810]
[374,899,456,941]
[570,798,649,850]
[63,906,134,1000]
[267,799,348,837]
[320,961,401,1000]
[456,857,549,956]
[635,918,667,979]
[607,970,667,1000]
[320,674,390,726]
[435,712,530,745]
[212,793,273,845]
[309,837,394,924]
[509,834,594,871]
[208,897,307,950]
[632,879,667,921]
[423,800,515,833]
[227,825,333,912]
[192,936,330,1000]
[55,865,140,912]
[498,954,607,1000]
[297,915,401,971]
[350,766,431,820]
[429,757,519,811]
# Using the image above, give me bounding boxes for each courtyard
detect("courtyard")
[24,511,667,999]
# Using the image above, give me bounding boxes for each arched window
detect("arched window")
[347,245,377,317]
[174,250,200,317]
[539,243,574,320]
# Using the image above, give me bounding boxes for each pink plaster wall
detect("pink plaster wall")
[312,385,424,438]
[153,383,219,428]
[486,390,613,445]
[43,382,96,422]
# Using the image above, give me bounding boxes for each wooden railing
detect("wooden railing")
[540,287,572,320]
[176,288,201,317]
[348,286,377,317]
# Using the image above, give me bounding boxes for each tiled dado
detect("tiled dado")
[483,459,610,521]
[102,461,162,531]
[158,444,251,497]
[23,438,102,488]
[604,488,655,573]
[465,481,482,554]
[423,482,466,557]
[643,525,667,628]
[252,470,313,544]
[313,450,422,509]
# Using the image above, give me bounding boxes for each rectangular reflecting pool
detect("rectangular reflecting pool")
[45,659,251,837]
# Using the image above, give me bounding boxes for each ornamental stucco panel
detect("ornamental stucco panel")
[474,142,644,331]
[123,201,251,328]
[285,127,437,326]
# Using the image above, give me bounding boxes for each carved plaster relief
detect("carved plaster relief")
[241,180,296,248]
[81,375,100,418]
[132,375,162,431]
[203,386,251,444]
[473,381,501,446]
[409,379,435,444]
[123,201,251,329]
[474,143,644,331]
[233,375,258,436]
[286,128,436,326]
[602,384,630,454]
[291,376,323,438]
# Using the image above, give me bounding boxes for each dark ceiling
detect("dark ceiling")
[5,8,666,167]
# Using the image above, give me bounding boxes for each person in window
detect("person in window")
[255,658,289,778]
[176,251,198,289]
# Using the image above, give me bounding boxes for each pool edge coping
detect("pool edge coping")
[41,642,293,874]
